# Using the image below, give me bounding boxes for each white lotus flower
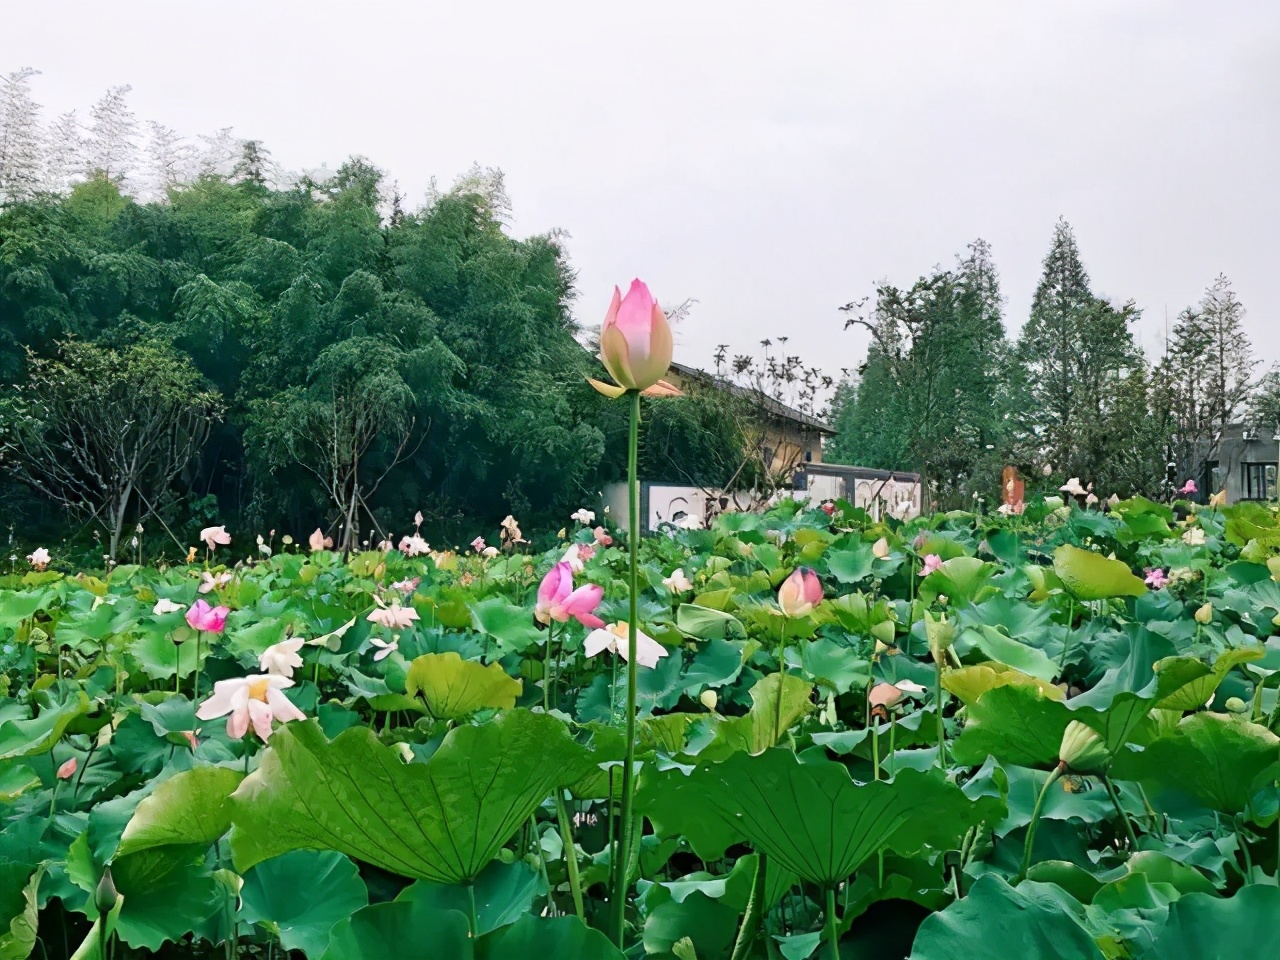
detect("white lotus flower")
[584,622,669,669]
[1060,478,1087,497]
[367,600,420,630]
[561,543,586,573]
[662,568,693,593]
[196,674,306,740]
[259,637,305,677]
[369,637,398,662]
[152,598,184,616]
[570,508,596,526]
[1182,526,1206,546]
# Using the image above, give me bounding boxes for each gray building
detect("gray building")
[1204,423,1280,503]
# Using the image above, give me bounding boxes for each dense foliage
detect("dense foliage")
[830,222,1260,507]
[0,170,749,555]
[3,495,1280,958]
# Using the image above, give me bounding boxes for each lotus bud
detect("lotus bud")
[94,867,120,916]
[870,620,896,646]
[699,689,718,711]
[1194,603,1213,625]
[872,537,890,560]
[1058,720,1110,773]
[1224,696,1248,714]
[56,756,77,780]
[923,610,955,665]
[777,568,823,618]
[590,279,674,396]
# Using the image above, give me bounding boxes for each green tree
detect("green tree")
[0,340,222,556]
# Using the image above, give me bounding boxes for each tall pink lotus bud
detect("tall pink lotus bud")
[591,279,674,396]
[777,567,823,618]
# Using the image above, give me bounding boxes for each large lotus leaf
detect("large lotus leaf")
[321,902,470,960]
[794,637,871,695]
[1150,648,1265,712]
[961,594,1054,643]
[239,851,368,959]
[0,690,89,760]
[1053,545,1147,600]
[638,749,1000,886]
[825,544,876,584]
[953,679,1160,769]
[692,673,814,761]
[1140,885,1280,959]
[0,864,40,960]
[0,588,51,630]
[908,875,1104,960]
[961,625,1059,682]
[919,557,997,605]
[677,603,747,640]
[1111,713,1280,816]
[395,858,542,936]
[0,760,40,801]
[403,652,521,719]
[110,846,221,950]
[116,766,244,857]
[228,710,593,882]
[469,598,542,655]
[943,664,1064,706]
[1223,501,1280,549]
[476,915,626,960]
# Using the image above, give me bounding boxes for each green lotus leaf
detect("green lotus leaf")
[962,624,1059,682]
[693,673,814,761]
[639,749,1001,886]
[116,766,244,858]
[677,603,746,640]
[1111,713,1280,816]
[239,851,368,959]
[1140,885,1280,959]
[395,859,542,937]
[469,597,542,655]
[1052,545,1147,600]
[943,664,1064,706]
[403,652,522,719]
[919,557,997,605]
[229,710,593,883]
[908,875,1104,960]
[825,544,875,584]
[321,902,470,960]
[0,690,89,760]
[476,915,626,960]
[0,864,41,960]
[1151,648,1265,712]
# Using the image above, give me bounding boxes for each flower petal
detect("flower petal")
[247,699,274,741]
[196,679,246,720]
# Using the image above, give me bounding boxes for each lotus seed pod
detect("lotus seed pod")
[699,689,718,711]
[1194,603,1213,625]
[1058,720,1110,773]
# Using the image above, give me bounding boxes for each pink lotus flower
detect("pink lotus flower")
[593,526,613,547]
[482,545,499,558]
[259,638,305,677]
[778,567,823,618]
[1179,479,1198,495]
[919,554,944,577]
[390,576,420,595]
[57,756,77,780]
[200,526,231,551]
[589,279,674,396]
[584,622,669,669]
[578,543,597,562]
[534,561,605,628]
[309,528,333,552]
[820,502,836,517]
[471,536,486,553]
[1144,568,1169,589]
[26,547,50,570]
[367,601,420,631]
[186,599,229,633]
[196,674,306,740]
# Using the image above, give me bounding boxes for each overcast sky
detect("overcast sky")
[11,0,1280,386]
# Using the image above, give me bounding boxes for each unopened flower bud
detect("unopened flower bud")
[699,689,718,711]
[1194,603,1213,625]
[1224,696,1248,714]
[94,867,119,916]
[1058,720,1110,773]
[870,620,896,646]
[56,756,77,780]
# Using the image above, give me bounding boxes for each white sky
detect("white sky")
[9,0,1280,382]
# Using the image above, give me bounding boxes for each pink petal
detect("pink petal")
[266,686,305,722]
[247,699,274,741]
[196,679,243,720]
[537,562,573,607]
[227,703,250,740]
[583,629,615,658]
[561,583,603,619]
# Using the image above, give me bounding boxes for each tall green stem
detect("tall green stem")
[611,389,642,947]
[543,620,554,712]
[934,660,947,769]
[554,792,585,920]
[730,853,767,960]
[1101,775,1140,853]
[1019,764,1064,881]
[825,886,840,960]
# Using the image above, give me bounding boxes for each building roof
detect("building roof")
[668,361,835,435]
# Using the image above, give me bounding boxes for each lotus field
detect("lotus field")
[5,491,1280,960]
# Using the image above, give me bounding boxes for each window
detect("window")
[1243,462,1276,501]
[1204,461,1226,497]
[804,448,813,463]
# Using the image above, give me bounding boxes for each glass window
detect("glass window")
[1243,463,1276,501]
[1206,461,1226,496]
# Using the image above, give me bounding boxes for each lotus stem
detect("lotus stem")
[872,715,881,781]
[934,660,947,769]
[193,631,201,702]
[1100,774,1139,854]
[730,853,766,960]
[825,886,840,960]
[554,792,585,920]
[1019,763,1064,881]
[543,620,554,712]
[467,882,479,937]
[611,388,642,947]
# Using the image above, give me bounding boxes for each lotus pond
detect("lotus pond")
[3,495,1280,960]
